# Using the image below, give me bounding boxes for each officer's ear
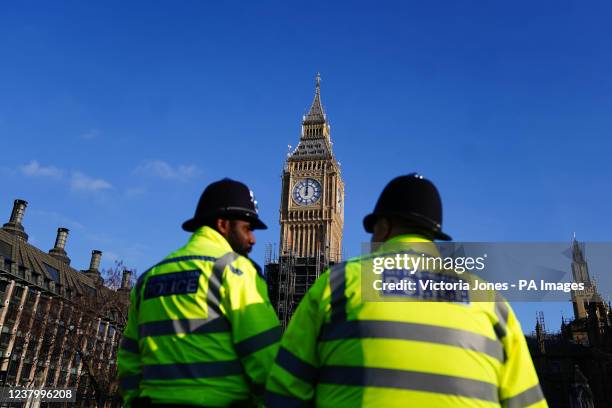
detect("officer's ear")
[371,217,391,243]
[214,218,232,238]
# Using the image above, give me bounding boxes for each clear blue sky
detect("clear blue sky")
[2,1,611,333]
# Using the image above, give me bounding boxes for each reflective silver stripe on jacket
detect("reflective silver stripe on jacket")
[275,347,317,385]
[234,326,282,358]
[142,360,243,380]
[319,319,504,363]
[265,390,310,408]
[139,317,230,337]
[494,293,509,339]
[319,365,499,403]
[208,252,239,316]
[329,263,347,322]
[501,384,545,408]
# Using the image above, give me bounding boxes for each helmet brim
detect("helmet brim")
[182,211,268,232]
[363,213,452,241]
[182,217,202,233]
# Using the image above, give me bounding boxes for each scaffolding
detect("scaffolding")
[536,311,547,334]
[265,244,336,328]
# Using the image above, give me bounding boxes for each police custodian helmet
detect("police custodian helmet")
[363,173,452,241]
[182,178,267,232]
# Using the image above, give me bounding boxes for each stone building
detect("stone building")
[0,199,131,406]
[528,237,612,407]
[266,74,345,327]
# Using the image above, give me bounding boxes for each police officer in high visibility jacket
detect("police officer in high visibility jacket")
[266,174,547,407]
[118,178,281,407]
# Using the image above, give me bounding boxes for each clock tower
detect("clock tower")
[267,74,344,326]
[279,74,344,263]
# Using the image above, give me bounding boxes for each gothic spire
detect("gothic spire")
[304,73,326,124]
[572,235,586,264]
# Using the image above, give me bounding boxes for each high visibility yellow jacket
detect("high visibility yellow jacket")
[265,235,547,408]
[117,226,281,407]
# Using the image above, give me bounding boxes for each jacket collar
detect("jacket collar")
[385,234,432,244]
[378,233,440,257]
[188,226,234,252]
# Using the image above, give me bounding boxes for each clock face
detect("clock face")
[292,178,322,206]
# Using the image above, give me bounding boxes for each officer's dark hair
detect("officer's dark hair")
[202,217,223,230]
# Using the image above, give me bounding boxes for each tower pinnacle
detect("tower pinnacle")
[304,73,326,124]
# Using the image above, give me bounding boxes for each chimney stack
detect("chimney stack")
[2,199,29,240]
[83,250,103,286]
[9,199,27,225]
[54,228,69,250]
[89,250,102,272]
[121,269,132,289]
[49,227,70,264]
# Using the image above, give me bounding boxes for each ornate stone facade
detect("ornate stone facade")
[0,199,130,406]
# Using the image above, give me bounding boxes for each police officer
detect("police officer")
[265,174,547,407]
[118,178,281,407]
